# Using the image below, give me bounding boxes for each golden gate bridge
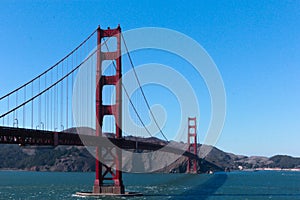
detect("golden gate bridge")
[0,25,199,196]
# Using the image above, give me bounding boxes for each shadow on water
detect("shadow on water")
[181,173,228,199]
[141,173,228,199]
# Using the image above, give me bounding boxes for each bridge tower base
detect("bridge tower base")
[187,117,198,173]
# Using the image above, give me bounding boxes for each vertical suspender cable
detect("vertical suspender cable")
[88,51,90,129]
[7,95,9,125]
[85,48,88,129]
[31,82,33,129]
[45,73,47,130]
[71,54,74,128]
[66,58,69,130]
[13,97,15,125]
[23,86,26,128]
[16,90,18,124]
[54,71,56,130]
[54,66,56,130]
[49,71,53,130]
[56,64,59,130]
[38,77,41,129]
[61,62,64,130]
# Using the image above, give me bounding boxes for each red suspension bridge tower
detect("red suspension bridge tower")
[187,117,198,173]
[93,25,124,194]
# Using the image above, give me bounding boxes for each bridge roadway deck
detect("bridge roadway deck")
[0,126,199,160]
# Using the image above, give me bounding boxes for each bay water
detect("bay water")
[0,171,299,199]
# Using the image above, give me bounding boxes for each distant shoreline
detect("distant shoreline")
[242,168,300,172]
[1,168,300,173]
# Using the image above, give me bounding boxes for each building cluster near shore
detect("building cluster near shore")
[255,168,300,172]
[240,167,300,172]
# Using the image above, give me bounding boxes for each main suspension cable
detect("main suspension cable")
[0,28,98,101]
[121,33,169,142]
[0,49,97,119]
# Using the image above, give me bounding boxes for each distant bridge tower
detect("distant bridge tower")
[93,25,124,194]
[187,117,198,173]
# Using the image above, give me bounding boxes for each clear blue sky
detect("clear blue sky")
[0,0,299,157]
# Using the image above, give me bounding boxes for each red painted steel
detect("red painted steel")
[93,25,124,194]
[187,117,198,173]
